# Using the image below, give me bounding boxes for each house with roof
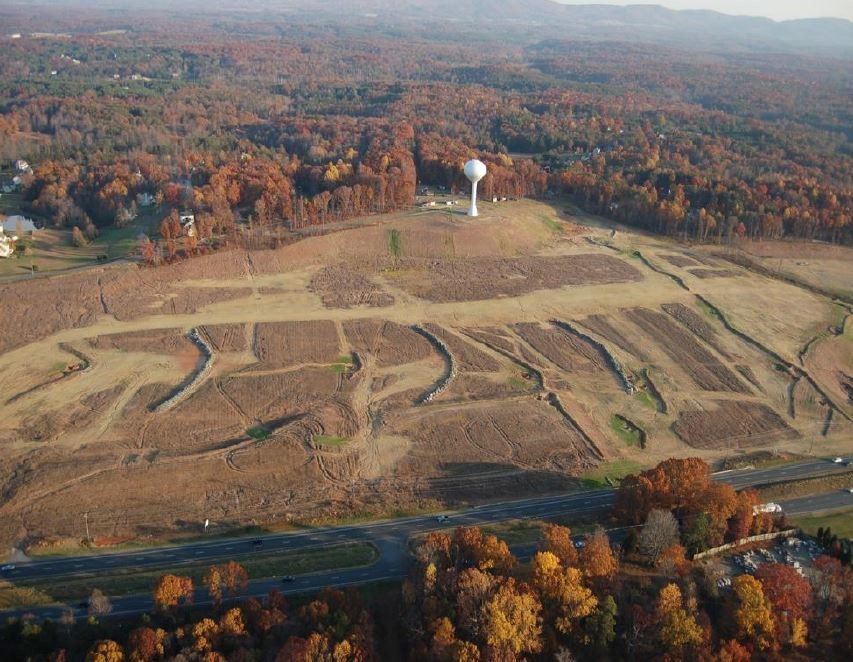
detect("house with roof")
[179,211,196,237]
[2,215,37,234]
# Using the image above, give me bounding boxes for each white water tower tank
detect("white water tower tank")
[464,159,487,217]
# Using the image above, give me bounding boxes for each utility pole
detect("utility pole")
[84,512,91,543]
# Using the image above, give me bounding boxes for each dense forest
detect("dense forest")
[0,6,850,248]
[3,459,852,660]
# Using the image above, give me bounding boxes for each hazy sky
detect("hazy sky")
[555,1,853,21]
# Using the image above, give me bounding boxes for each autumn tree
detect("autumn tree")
[127,627,160,662]
[532,551,597,636]
[153,574,194,612]
[578,528,618,586]
[85,640,124,662]
[732,574,776,651]
[542,523,578,567]
[756,563,812,647]
[204,561,249,607]
[480,578,543,657]
[654,583,703,651]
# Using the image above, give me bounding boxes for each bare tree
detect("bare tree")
[88,588,113,617]
[639,509,680,563]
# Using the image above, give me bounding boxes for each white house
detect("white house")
[2,215,37,234]
[136,192,155,207]
[0,229,17,258]
[179,211,196,237]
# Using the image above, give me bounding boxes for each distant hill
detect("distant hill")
[10,0,853,57]
[306,0,853,57]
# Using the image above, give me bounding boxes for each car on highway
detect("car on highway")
[0,564,15,572]
[436,515,450,523]
[848,488,853,494]
[281,575,295,583]
[833,457,844,463]
[251,539,263,547]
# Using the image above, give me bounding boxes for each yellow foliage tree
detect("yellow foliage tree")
[480,579,543,656]
[220,607,246,637]
[192,617,221,652]
[153,574,194,611]
[86,640,125,662]
[655,583,703,650]
[732,575,776,651]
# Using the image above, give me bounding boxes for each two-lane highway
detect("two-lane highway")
[2,457,850,621]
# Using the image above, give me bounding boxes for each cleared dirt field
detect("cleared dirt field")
[254,321,341,366]
[672,400,799,449]
[395,253,642,303]
[0,199,848,550]
[624,308,749,393]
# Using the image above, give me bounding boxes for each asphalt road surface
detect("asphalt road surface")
[3,457,850,620]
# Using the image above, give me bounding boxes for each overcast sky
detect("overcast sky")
[554,1,853,21]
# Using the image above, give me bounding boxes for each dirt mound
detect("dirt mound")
[398,253,642,302]
[625,308,748,392]
[672,400,798,449]
[309,264,394,309]
[460,327,516,354]
[200,324,250,352]
[254,321,341,366]
[343,320,436,367]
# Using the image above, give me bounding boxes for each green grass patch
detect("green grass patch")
[540,215,563,234]
[580,459,643,488]
[508,375,536,392]
[698,298,723,322]
[0,581,57,609]
[247,426,271,440]
[387,228,402,259]
[634,390,656,410]
[7,543,378,604]
[794,508,853,539]
[312,434,349,449]
[610,414,644,448]
[91,224,144,258]
[329,355,354,374]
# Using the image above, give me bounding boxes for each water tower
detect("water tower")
[464,159,487,217]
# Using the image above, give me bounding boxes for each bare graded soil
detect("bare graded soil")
[397,253,642,302]
[254,321,341,366]
[512,322,608,373]
[688,268,739,279]
[625,308,749,392]
[579,314,649,361]
[661,254,700,268]
[0,200,847,549]
[200,323,250,352]
[661,303,731,359]
[87,329,199,355]
[309,264,394,309]
[343,320,436,367]
[672,400,799,449]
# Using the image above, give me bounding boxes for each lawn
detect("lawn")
[4,542,378,604]
[540,215,563,235]
[610,414,644,447]
[312,434,350,449]
[794,508,853,539]
[580,459,643,488]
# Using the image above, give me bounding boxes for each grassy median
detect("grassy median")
[1,542,378,605]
